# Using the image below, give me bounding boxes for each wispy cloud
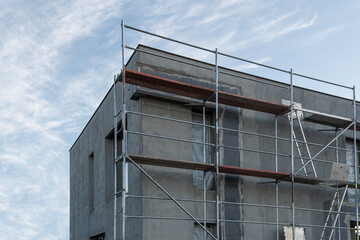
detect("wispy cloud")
[6,2,310,237]
[228,13,317,51]
[123,0,317,66]
[0,0,123,239]
[306,25,343,45]
[2,0,356,239]
[234,57,273,71]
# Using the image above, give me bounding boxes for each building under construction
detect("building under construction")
[70,23,360,240]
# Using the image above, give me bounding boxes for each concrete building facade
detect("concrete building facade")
[70,29,360,240]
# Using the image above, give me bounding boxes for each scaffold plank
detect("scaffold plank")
[128,154,358,188]
[123,70,360,129]
[123,70,289,114]
[291,175,357,188]
[128,154,214,171]
[303,108,360,131]
[218,165,290,179]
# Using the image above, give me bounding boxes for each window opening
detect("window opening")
[105,121,123,203]
[346,140,360,202]
[350,220,359,240]
[194,223,216,240]
[90,233,105,240]
[192,110,214,189]
[89,152,94,213]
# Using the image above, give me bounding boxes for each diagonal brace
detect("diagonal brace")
[295,121,354,176]
[328,185,348,240]
[296,111,317,177]
[126,155,217,240]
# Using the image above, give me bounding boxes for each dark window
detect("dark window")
[90,233,105,240]
[350,220,359,240]
[105,122,123,204]
[115,125,123,196]
[89,152,94,213]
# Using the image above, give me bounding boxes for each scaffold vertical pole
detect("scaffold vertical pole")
[113,74,118,240]
[354,85,358,240]
[336,129,341,240]
[203,104,207,240]
[275,116,279,240]
[290,69,295,240]
[215,48,220,240]
[121,19,128,240]
[296,112,317,177]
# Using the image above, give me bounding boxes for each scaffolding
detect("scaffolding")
[113,21,360,240]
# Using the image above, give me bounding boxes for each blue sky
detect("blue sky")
[0,1,359,239]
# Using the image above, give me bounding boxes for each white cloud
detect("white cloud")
[2,0,349,239]
[0,0,124,239]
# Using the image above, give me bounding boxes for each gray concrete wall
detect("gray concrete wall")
[70,64,142,239]
[139,97,217,240]
[70,45,360,240]
[70,83,115,240]
[133,45,360,239]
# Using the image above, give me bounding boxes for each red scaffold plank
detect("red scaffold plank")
[123,70,290,115]
[124,70,213,101]
[128,155,358,188]
[217,165,291,179]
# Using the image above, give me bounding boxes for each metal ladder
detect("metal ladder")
[320,185,348,240]
[287,110,318,177]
